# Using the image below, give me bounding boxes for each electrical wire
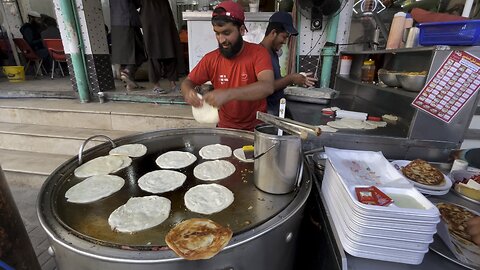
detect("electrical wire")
[304,0,350,56]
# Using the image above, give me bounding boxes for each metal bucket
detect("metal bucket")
[254,124,302,194]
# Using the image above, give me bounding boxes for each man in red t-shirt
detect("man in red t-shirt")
[181,1,274,131]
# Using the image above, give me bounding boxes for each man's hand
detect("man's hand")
[291,72,317,88]
[181,79,203,107]
[467,216,480,245]
[203,89,232,108]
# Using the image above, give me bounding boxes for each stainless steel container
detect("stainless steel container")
[254,125,303,194]
[37,128,311,270]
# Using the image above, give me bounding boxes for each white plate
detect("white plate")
[391,160,453,191]
[416,186,450,196]
[324,160,439,219]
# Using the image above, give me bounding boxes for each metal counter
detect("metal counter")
[288,99,457,161]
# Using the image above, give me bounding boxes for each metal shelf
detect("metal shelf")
[340,45,480,55]
[336,75,419,98]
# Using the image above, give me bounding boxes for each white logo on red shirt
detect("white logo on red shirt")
[241,73,248,81]
[219,74,229,85]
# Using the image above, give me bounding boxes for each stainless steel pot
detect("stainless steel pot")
[37,128,311,270]
[254,125,303,194]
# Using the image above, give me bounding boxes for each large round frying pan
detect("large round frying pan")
[50,128,297,249]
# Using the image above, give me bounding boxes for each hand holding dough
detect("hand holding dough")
[192,93,219,124]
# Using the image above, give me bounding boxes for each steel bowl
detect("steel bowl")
[396,74,427,92]
[378,69,400,87]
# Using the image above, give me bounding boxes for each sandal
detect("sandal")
[125,84,145,91]
[120,70,140,89]
[153,87,168,94]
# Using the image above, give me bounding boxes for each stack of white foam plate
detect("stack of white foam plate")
[322,159,440,265]
[391,160,453,196]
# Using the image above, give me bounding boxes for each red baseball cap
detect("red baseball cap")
[212,1,245,24]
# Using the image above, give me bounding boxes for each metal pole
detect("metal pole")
[69,0,91,90]
[320,13,340,88]
[58,0,90,103]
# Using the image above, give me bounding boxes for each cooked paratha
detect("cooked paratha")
[184,184,234,214]
[401,159,445,186]
[199,144,232,160]
[193,160,236,181]
[108,196,171,233]
[437,202,477,242]
[138,170,186,194]
[65,175,125,203]
[109,143,147,158]
[165,218,232,260]
[156,151,197,169]
[74,155,132,178]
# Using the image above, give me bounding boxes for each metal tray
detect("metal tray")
[429,234,477,270]
[429,197,480,269]
[451,187,480,205]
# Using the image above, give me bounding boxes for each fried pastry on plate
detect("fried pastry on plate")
[401,159,445,186]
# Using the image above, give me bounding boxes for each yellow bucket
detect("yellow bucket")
[3,66,25,82]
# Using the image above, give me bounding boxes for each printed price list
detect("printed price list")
[412,51,480,123]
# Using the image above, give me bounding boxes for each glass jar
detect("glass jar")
[361,59,375,83]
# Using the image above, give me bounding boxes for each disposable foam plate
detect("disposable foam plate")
[326,180,439,233]
[323,186,427,265]
[324,167,440,223]
[326,176,440,227]
[391,160,453,191]
[324,161,440,219]
[416,186,450,196]
[324,187,430,253]
[323,180,437,242]
[323,185,433,251]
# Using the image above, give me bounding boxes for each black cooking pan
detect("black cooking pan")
[51,128,297,249]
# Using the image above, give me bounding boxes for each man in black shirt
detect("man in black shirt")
[20,11,51,70]
[260,12,316,116]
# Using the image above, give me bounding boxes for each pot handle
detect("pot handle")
[253,143,278,160]
[78,135,116,165]
[296,161,304,187]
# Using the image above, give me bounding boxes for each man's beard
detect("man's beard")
[219,35,243,59]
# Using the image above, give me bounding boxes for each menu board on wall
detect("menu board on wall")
[412,50,480,123]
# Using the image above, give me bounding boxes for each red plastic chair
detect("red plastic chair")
[12,38,46,78]
[43,39,67,79]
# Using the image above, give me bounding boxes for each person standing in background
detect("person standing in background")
[260,11,316,116]
[137,0,185,94]
[110,0,146,91]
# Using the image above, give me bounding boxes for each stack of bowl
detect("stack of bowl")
[378,69,401,87]
[396,72,427,92]
[377,69,428,92]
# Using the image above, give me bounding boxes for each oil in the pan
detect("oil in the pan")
[53,132,297,248]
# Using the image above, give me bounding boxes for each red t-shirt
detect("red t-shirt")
[188,42,273,131]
